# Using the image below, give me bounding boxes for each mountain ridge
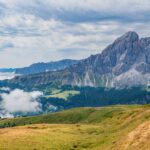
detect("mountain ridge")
[0,59,79,75]
[5,31,150,88]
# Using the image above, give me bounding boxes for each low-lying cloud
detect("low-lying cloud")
[0,87,10,92]
[0,89,43,118]
[0,72,16,80]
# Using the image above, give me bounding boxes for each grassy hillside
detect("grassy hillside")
[0,105,149,150]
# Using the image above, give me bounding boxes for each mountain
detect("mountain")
[4,31,150,88]
[0,59,79,75]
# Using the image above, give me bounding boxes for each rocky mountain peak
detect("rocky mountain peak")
[114,31,139,44]
[91,31,142,76]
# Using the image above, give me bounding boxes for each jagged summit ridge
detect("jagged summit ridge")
[115,31,139,43]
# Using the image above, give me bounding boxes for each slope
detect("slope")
[0,105,149,150]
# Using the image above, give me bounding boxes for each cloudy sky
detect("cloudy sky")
[0,0,150,67]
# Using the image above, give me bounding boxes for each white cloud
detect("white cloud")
[0,89,43,117]
[0,72,16,80]
[0,87,10,92]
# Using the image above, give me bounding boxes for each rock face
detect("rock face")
[8,31,150,88]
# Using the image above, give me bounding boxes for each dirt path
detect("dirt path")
[120,121,150,150]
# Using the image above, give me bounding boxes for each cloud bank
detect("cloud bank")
[0,89,43,118]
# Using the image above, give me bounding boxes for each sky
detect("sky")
[0,0,150,67]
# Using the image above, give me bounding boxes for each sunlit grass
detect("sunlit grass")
[46,90,80,100]
[0,105,149,150]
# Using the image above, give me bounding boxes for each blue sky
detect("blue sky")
[0,0,150,67]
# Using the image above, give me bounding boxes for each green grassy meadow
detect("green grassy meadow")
[47,90,80,100]
[0,105,149,150]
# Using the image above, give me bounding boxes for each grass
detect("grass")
[0,105,149,150]
[46,90,80,100]
[50,88,62,94]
